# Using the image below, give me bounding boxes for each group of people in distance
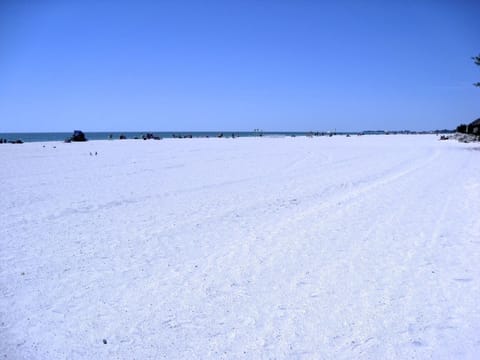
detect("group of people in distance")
[0,138,23,144]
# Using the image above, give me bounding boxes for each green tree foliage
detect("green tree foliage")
[456,124,467,133]
[474,55,480,87]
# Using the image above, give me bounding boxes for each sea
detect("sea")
[0,131,340,143]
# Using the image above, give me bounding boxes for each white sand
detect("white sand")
[1,135,480,359]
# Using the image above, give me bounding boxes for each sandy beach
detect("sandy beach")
[1,135,480,359]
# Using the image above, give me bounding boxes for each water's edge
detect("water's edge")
[0,130,441,143]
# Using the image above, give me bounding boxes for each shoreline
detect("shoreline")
[0,130,455,144]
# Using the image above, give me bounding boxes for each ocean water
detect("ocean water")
[0,131,326,143]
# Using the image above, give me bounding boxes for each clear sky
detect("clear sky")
[1,0,479,132]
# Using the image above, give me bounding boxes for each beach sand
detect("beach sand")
[1,135,480,359]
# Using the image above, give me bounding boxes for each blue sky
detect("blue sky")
[1,0,479,132]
